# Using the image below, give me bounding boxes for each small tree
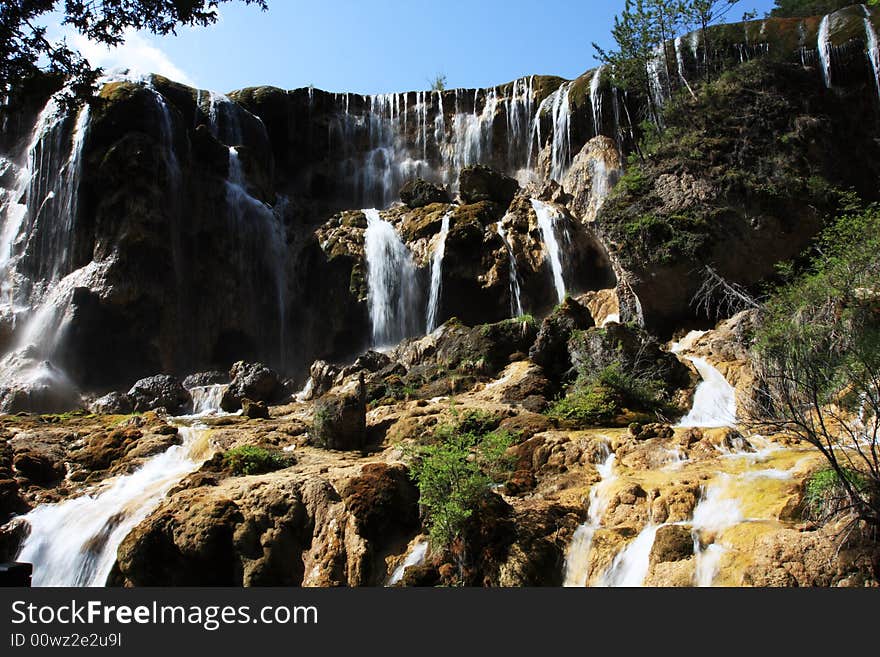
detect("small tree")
[405,409,515,556]
[429,73,448,92]
[682,1,740,82]
[751,207,880,535]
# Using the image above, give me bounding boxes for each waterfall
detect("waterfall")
[675,36,687,83]
[1,98,67,313]
[507,77,535,165]
[540,82,573,182]
[676,357,737,428]
[690,477,743,587]
[596,523,662,587]
[496,220,524,318]
[386,538,429,586]
[530,199,567,303]
[226,147,288,363]
[818,15,833,88]
[426,211,452,333]
[647,45,667,113]
[15,424,212,586]
[364,208,420,347]
[865,10,880,100]
[207,91,244,145]
[563,449,617,587]
[450,88,499,180]
[189,384,229,416]
[590,67,605,137]
[331,76,588,205]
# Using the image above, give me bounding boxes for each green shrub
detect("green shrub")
[755,206,880,529]
[547,363,668,427]
[405,407,517,550]
[804,468,869,521]
[548,384,619,425]
[222,445,293,476]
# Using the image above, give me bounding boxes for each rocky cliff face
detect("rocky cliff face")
[1,7,879,409]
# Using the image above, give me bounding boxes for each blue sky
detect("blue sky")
[56,0,780,94]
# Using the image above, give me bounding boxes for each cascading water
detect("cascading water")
[690,476,744,587]
[496,219,524,318]
[562,448,617,587]
[15,424,213,586]
[542,82,573,182]
[0,93,99,411]
[530,199,567,303]
[590,67,605,136]
[189,384,229,416]
[364,208,421,347]
[596,523,662,587]
[864,8,880,100]
[226,146,288,363]
[386,538,429,586]
[425,211,452,333]
[207,91,244,144]
[676,357,737,428]
[818,14,834,88]
[330,73,602,206]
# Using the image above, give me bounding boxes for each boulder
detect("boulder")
[12,451,65,486]
[561,136,623,222]
[569,323,691,393]
[182,371,229,389]
[650,524,694,564]
[433,318,539,377]
[220,361,284,412]
[127,375,192,414]
[528,297,595,379]
[312,382,367,451]
[89,392,133,415]
[241,398,270,419]
[458,165,518,206]
[340,463,419,542]
[305,360,341,400]
[400,178,451,208]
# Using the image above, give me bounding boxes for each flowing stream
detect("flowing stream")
[15,422,214,587]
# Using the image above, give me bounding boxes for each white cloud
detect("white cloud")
[67,28,198,88]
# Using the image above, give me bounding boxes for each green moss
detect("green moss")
[222,445,293,476]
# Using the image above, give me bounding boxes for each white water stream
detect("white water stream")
[15,424,213,586]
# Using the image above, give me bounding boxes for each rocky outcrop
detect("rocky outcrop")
[220,361,285,412]
[89,392,133,415]
[312,382,367,451]
[127,375,192,414]
[458,165,519,206]
[529,297,595,380]
[569,323,692,394]
[400,179,451,208]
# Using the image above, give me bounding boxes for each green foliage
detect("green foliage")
[548,382,620,425]
[222,445,293,476]
[754,206,880,528]
[593,0,739,105]
[804,467,869,521]
[429,73,448,92]
[548,363,668,426]
[405,406,517,549]
[2,1,268,107]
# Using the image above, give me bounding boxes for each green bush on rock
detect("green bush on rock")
[405,407,517,550]
[222,446,293,476]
